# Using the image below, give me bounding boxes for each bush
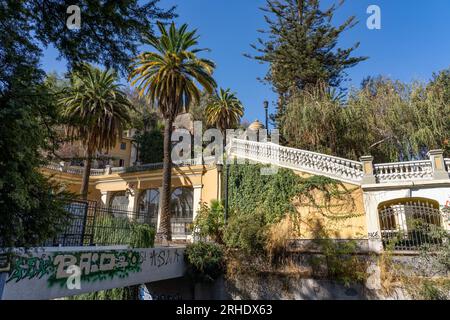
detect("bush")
[193,200,224,243]
[313,237,368,286]
[94,215,155,248]
[185,242,224,282]
[223,209,267,255]
[135,130,164,164]
[129,224,155,248]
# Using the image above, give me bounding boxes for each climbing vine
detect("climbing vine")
[225,162,362,258]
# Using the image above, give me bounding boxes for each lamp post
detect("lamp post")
[263,100,269,133]
[216,163,223,201]
[224,163,230,224]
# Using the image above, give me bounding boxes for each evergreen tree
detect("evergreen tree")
[0,0,174,247]
[247,0,367,130]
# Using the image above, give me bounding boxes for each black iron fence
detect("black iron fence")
[45,200,193,247]
[378,200,447,251]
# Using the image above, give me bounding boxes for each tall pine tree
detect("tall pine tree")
[247,0,367,131]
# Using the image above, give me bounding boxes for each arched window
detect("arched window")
[170,187,194,218]
[138,189,160,225]
[378,197,443,250]
[109,191,129,209]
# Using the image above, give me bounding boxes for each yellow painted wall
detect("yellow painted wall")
[43,164,367,240]
[102,137,133,167]
[200,166,220,205]
[290,170,367,239]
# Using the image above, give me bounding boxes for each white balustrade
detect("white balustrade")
[373,160,433,182]
[445,158,450,172]
[230,138,364,184]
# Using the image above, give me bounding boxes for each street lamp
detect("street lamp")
[224,163,230,224]
[263,100,269,133]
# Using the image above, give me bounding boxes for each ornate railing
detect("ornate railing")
[43,156,216,176]
[373,160,433,183]
[378,199,447,251]
[445,158,450,172]
[230,139,364,184]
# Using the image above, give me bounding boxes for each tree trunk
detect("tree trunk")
[156,118,173,243]
[80,152,92,200]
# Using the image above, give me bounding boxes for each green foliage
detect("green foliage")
[382,222,450,300]
[67,285,139,300]
[224,163,348,255]
[68,219,154,301]
[312,237,368,286]
[193,200,225,243]
[129,22,217,120]
[0,0,173,247]
[205,88,244,134]
[135,129,164,164]
[0,1,175,75]
[418,280,450,300]
[185,242,224,282]
[94,215,155,248]
[248,0,367,128]
[129,224,156,248]
[129,21,217,241]
[224,209,268,255]
[0,70,73,247]
[282,75,450,162]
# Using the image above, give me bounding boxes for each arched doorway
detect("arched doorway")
[170,187,194,236]
[378,197,443,251]
[109,191,129,210]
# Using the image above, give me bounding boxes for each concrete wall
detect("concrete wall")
[1,246,185,300]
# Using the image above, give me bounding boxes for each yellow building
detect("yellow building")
[43,136,450,249]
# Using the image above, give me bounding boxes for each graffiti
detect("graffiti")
[147,248,181,268]
[7,250,143,288]
[368,231,380,240]
[7,254,55,283]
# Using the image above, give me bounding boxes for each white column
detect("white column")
[127,188,139,220]
[192,185,202,221]
[156,186,164,232]
[100,191,110,206]
[362,192,384,253]
[130,142,138,166]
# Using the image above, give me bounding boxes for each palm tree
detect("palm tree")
[205,88,244,144]
[129,22,216,242]
[60,63,132,199]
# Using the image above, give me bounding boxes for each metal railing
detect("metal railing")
[378,200,447,251]
[43,156,216,176]
[45,200,193,247]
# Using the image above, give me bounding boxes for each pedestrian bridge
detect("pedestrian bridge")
[0,245,185,300]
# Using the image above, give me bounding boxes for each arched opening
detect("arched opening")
[377,197,443,251]
[108,191,129,210]
[138,189,160,226]
[170,187,194,236]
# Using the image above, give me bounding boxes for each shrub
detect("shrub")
[193,200,224,243]
[223,209,267,255]
[185,242,224,282]
[93,215,155,248]
[129,224,155,248]
[313,237,368,286]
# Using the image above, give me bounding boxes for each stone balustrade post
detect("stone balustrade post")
[59,161,68,172]
[427,149,448,180]
[360,155,376,184]
[105,165,112,175]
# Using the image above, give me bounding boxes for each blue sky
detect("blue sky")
[41,0,450,125]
